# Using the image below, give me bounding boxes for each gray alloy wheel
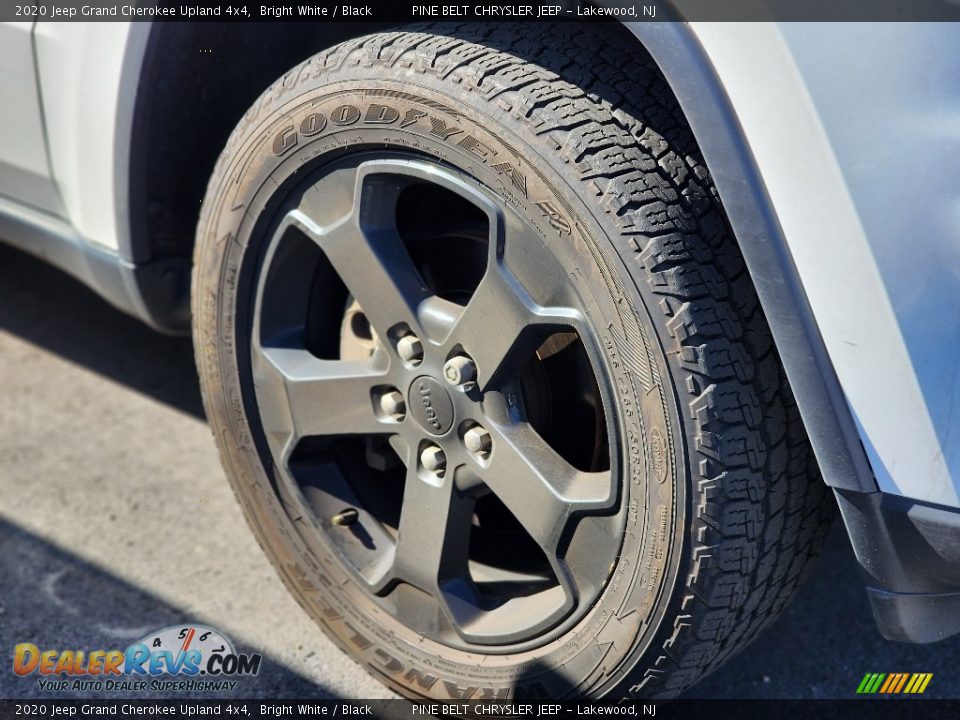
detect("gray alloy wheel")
[192,24,833,699]
[251,155,621,650]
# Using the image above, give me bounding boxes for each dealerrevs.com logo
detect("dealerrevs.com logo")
[13,625,262,693]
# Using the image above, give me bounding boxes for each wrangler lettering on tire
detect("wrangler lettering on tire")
[192,24,833,699]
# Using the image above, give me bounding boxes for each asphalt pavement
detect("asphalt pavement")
[1,242,959,701]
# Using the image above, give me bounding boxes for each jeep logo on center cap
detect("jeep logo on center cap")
[408,376,455,436]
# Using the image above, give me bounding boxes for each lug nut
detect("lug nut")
[379,390,406,421]
[420,444,447,477]
[396,334,423,365]
[331,508,359,526]
[443,355,477,388]
[464,425,493,459]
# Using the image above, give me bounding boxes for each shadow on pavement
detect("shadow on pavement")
[0,516,330,699]
[0,244,203,419]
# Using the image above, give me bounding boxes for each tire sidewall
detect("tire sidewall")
[194,69,689,698]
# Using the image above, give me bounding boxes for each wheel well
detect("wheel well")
[127,22,389,266]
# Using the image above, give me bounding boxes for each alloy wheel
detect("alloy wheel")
[249,156,623,651]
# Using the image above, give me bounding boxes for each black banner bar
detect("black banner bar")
[5,0,960,23]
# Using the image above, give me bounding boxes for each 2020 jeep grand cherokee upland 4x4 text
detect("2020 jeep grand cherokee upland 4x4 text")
[2,16,959,699]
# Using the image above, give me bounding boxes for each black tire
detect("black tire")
[192,23,834,699]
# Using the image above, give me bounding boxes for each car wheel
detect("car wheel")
[192,24,834,698]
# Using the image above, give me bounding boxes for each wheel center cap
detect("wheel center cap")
[408,376,455,436]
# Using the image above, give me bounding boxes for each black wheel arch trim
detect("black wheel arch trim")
[622,21,877,496]
[836,488,960,643]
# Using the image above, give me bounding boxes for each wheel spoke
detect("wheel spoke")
[450,263,581,389]
[481,422,613,561]
[282,173,431,338]
[252,344,387,452]
[381,465,476,596]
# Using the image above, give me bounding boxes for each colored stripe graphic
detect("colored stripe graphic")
[857,672,932,694]
[894,673,909,693]
[881,673,903,693]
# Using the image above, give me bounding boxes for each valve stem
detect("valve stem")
[331,508,360,526]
